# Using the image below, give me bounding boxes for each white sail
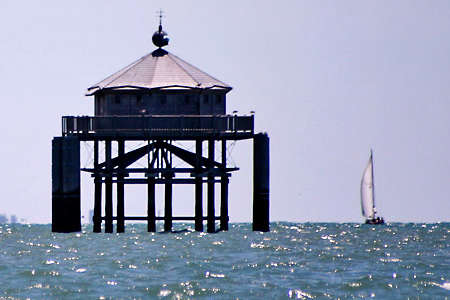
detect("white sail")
[361,154,375,219]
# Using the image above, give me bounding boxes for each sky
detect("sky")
[0,1,449,224]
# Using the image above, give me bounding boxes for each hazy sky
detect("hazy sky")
[1,1,449,223]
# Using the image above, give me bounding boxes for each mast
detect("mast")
[370,149,376,217]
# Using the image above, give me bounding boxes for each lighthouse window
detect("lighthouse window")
[114,95,121,104]
[136,95,143,105]
[203,95,209,104]
[215,95,222,104]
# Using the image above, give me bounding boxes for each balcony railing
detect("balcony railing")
[62,115,254,136]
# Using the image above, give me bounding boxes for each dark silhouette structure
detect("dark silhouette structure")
[52,21,270,233]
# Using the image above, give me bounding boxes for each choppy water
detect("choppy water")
[0,223,448,299]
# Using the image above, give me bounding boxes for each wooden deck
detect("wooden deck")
[62,115,254,140]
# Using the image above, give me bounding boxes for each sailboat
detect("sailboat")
[361,150,385,225]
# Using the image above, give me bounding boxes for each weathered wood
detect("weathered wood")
[220,140,229,231]
[164,174,173,232]
[207,140,215,233]
[253,133,270,232]
[93,140,102,232]
[195,139,203,232]
[105,140,113,233]
[147,177,156,232]
[117,140,125,233]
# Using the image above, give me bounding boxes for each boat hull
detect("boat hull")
[365,217,385,225]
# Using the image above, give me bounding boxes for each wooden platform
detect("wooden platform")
[52,115,270,234]
[62,115,254,141]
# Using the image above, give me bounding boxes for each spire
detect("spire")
[152,9,169,48]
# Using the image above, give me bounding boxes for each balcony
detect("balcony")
[62,115,254,141]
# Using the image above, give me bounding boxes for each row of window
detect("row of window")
[109,94,222,105]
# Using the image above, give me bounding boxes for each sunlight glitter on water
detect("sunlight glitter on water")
[0,223,448,298]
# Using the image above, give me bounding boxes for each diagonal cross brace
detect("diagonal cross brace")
[159,141,222,169]
[97,141,222,170]
[98,142,159,169]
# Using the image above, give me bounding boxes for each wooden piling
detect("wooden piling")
[105,139,113,233]
[195,139,203,232]
[117,140,125,233]
[220,140,229,231]
[147,177,156,232]
[164,174,173,232]
[207,139,215,233]
[253,133,270,232]
[93,140,102,232]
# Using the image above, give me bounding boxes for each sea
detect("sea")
[0,223,448,299]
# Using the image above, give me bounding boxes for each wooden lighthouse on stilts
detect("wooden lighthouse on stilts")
[52,18,270,233]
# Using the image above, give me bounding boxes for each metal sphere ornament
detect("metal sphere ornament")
[152,25,169,48]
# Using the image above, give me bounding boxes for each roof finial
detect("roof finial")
[152,9,169,48]
[158,9,163,31]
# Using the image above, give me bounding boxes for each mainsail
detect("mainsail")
[361,152,375,219]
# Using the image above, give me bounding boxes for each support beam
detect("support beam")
[101,216,222,221]
[52,136,81,233]
[93,140,102,233]
[105,140,113,233]
[253,133,270,232]
[207,140,215,233]
[96,141,222,170]
[116,140,125,233]
[147,177,156,232]
[195,139,203,232]
[97,142,157,169]
[98,178,225,184]
[164,174,173,232]
[220,140,229,231]
[161,141,222,169]
[82,167,239,174]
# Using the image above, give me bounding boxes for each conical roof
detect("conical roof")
[87,48,231,95]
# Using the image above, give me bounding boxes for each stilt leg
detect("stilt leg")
[147,177,156,232]
[117,140,125,233]
[207,139,215,233]
[105,140,113,233]
[195,140,203,232]
[93,140,102,233]
[164,175,173,232]
[220,139,229,231]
